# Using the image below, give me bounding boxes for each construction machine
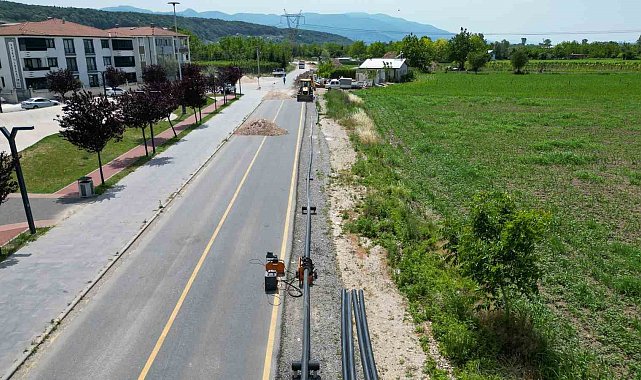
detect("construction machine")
[297,78,314,102]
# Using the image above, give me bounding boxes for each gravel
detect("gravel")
[276,102,343,379]
[235,118,288,136]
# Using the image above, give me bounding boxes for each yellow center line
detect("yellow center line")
[137,100,285,380]
[262,102,306,380]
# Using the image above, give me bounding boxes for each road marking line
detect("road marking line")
[137,100,285,380]
[262,102,305,380]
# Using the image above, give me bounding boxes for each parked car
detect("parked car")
[272,68,286,77]
[339,77,353,90]
[351,81,365,89]
[327,79,341,90]
[20,97,60,110]
[224,84,236,94]
[105,87,125,97]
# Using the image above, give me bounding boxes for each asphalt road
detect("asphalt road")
[17,98,308,380]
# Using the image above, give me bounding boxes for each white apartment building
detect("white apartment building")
[107,26,190,81]
[0,19,191,103]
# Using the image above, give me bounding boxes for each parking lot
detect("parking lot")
[0,104,63,152]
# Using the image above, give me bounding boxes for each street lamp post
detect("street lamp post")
[256,47,261,90]
[1,126,36,234]
[100,71,107,95]
[168,2,182,81]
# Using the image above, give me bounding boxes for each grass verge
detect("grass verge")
[325,72,641,379]
[18,97,215,193]
[0,227,51,263]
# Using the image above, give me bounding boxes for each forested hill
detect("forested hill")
[0,1,351,44]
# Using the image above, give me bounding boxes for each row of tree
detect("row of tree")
[53,63,242,186]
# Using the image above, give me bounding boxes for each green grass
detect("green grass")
[19,98,214,194]
[485,59,641,72]
[0,227,51,262]
[326,72,641,379]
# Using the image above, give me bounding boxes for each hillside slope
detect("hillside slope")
[0,1,351,44]
[102,7,453,43]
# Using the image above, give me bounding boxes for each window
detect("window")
[66,57,78,72]
[86,57,97,71]
[47,57,58,67]
[18,38,47,51]
[88,74,99,87]
[101,39,110,49]
[23,58,44,70]
[103,56,112,67]
[63,39,75,55]
[125,72,137,83]
[111,39,133,51]
[114,56,135,67]
[83,39,95,55]
[46,39,55,48]
[1,77,5,88]
[25,78,48,90]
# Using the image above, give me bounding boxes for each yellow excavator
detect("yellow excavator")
[296,78,314,102]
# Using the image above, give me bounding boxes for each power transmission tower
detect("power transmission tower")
[281,10,305,51]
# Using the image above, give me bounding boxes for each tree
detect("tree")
[142,64,168,86]
[468,51,489,73]
[368,41,387,58]
[104,66,127,88]
[0,152,17,205]
[58,91,125,185]
[449,28,473,70]
[349,40,367,60]
[455,192,547,315]
[155,82,179,136]
[120,91,153,157]
[401,34,432,72]
[177,63,208,124]
[510,48,529,74]
[46,69,81,101]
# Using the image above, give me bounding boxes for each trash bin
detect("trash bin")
[78,176,94,198]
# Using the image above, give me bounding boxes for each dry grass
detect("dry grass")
[348,93,364,105]
[350,109,380,145]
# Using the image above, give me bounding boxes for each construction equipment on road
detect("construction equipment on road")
[297,78,314,102]
[264,252,286,292]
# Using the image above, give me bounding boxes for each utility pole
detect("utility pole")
[256,47,261,90]
[1,126,36,234]
[168,2,183,81]
[281,10,305,56]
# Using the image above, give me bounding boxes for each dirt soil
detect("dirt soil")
[320,97,454,379]
[235,119,288,136]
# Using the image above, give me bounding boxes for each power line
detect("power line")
[278,22,641,38]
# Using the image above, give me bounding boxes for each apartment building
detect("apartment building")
[107,26,190,81]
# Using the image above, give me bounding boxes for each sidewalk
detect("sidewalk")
[0,86,267,376]
[0,96,232,246]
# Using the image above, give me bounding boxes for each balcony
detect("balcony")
[23,66,50,71]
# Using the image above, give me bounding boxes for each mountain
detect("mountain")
[101,7,453,43]
[0,1,350,44]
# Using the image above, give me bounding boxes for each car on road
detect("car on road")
[105,87,125,97]
[20,97,60,110]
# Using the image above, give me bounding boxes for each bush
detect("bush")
[511,48,530,74]
[455,191,548,312]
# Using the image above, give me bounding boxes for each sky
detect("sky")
[21,0,641,42]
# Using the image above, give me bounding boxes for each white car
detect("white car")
[20,97,60,110]
[327,79,341,90]
[105,87,125,97]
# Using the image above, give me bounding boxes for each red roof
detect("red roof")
[0,19,110,37]
[106,27,186,38]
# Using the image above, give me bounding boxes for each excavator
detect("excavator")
[296,78,314,102]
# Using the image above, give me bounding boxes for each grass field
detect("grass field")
[326,72,641,379]
[19,98,214,193]
[485,59,641,72]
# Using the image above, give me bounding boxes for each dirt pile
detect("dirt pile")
[235,119,288,136]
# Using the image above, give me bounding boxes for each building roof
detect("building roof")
[106,27,187,38]
[0,18,110,37]
[359,58,407,70]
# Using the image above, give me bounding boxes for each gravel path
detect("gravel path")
[276,103,343,379]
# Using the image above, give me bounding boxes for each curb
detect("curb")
[2,96,264,380]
